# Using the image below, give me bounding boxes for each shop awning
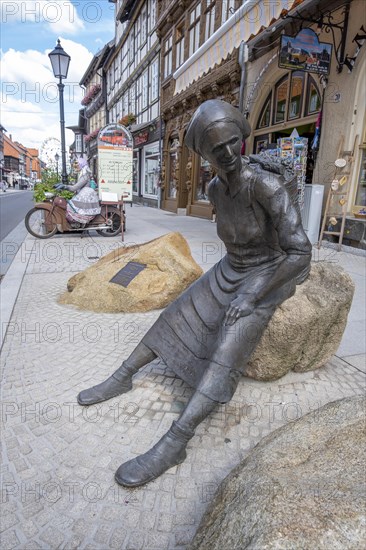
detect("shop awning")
[173,0,307,95]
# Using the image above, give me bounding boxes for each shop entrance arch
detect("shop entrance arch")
[252,70,322,183]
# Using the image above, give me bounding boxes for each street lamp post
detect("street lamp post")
[55,152,60,177]
[48,40,71,186]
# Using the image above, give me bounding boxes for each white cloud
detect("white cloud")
[1,39,93,150]
[1,0,85,34]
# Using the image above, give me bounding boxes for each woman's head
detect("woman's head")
[77,157,88,170]
[185,100,251,173]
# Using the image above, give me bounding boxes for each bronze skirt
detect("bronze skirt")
[143,254,295,401]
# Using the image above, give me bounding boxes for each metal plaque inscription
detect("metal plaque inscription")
[110,262,147,287]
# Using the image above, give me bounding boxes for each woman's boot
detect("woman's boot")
[77,343,156,405]
[115,390,217,487]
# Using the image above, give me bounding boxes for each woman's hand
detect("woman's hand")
[224,294,256,325]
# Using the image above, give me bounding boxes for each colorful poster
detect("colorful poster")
[279,28,332,75]
[97,124,133,202]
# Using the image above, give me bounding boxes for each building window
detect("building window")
[129,28,135,66]
[148,0,156,33]
[142,70,148,110]
[221,0,236,24]
[307,78,321,114]
[195,156,212,202]
[257,94,272,129]
[136,75,142,118]
[110,66,115,90]
[274,77,288,124]
[141,7,147,45]
[168,138,180,199]
[114,58,119,84]
[129,82,136,115]
[175,24,185,69]
[135,15,141,58]
[143,142,159,196]
[163,35,173,78]
[256,72,321,131]
[288,71,304,120]
[149,57,159,102]
[75,134,82,153]
[121,42,128,81]
[189,4,201,57]
[133,149,139,194]
[122,91,129,117]
[204,1,216,42]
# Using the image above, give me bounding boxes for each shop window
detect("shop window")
[195,157,213,202]
[307,78,321,114]
[189,4,201,57]
[143,142,159,196]
[256,73,321,131]
[133,150,139,194]
[288,72,304,119]
[355,147,366,207]
[258,94,272,129]
[274,77,288,124]
[168,138,180,199]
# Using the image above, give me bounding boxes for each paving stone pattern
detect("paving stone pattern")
[1,207,365,549]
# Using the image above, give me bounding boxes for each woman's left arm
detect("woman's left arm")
[64,169,90,192]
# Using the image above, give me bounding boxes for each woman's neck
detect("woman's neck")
[218,157,243,186]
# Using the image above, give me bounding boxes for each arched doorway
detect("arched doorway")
[252,70,322,183]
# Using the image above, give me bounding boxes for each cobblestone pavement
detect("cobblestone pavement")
[1,206,365,549]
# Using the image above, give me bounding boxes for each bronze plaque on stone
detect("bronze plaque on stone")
[110,262,147,287]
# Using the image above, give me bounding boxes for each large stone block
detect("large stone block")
[190,395,366,550]
[246,262,355,380]
[59,232,203,313]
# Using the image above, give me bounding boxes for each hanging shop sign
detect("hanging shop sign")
[134,131,149,146]
[279,28,332,75]
[97,123,133,203]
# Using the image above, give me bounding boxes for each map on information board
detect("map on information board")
[97,124,133,202]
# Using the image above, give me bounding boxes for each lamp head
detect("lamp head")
[49,39,71,79]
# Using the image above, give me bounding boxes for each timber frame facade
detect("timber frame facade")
[157,0,242,218]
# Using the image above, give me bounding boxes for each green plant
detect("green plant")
[33,169,74,202]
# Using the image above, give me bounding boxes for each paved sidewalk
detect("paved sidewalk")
[1,205,365,549]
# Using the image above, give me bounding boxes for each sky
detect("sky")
[1,0,116,158]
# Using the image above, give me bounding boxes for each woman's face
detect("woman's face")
[200,121,242,173]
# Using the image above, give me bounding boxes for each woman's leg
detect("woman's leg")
[77,342,156,405]
[115,388,219,487]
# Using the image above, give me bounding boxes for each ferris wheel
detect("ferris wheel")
[40,137,62,169]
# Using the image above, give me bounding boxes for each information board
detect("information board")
[97,124,133,202]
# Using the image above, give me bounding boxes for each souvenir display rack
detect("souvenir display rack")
[277,137,308,208]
